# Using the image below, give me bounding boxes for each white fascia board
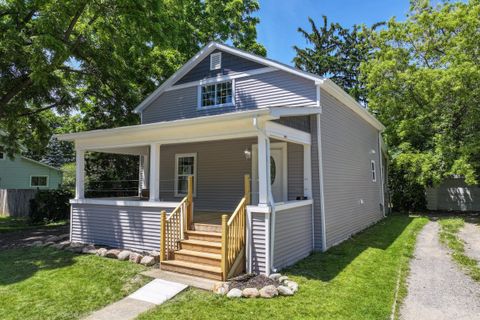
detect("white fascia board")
[265,121,311,145]
[55,108,272,142]
[70,198,179,208]
[319,79,385,131]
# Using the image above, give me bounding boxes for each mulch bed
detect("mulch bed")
[0,225,69,250]
[228,273,279,291]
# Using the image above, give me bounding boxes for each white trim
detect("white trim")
[30,175,49,187]
[316,114,327,252]
[274,199,313,212]
[166,67,275,92]
[269,106,321,118]
[70,198,179,208]
[303,144,312,199]
[371,159,377,183]
[196,79,235,110]
[246,205,271,214]
[174,153,197,197]
[149,143,161,201]
[265,121,311,145]
[75,149,85,199]
[378,133,386,217]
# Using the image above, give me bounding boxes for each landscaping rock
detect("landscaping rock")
[213,282,230,295]
[285,280,298,293]
[52,242,69,250]
[278,276,289,283]
[67,242,84,253]
[148,251,160,262]
[82,245,97,254]
[118,250,132,261]
[259,285,278,298]
[32,240,43,246]
[242,287,260,298]
[96,248,108,257]
[226,288,243,298]
[105,249,121,259]
[140,255,155,266]
[46,235,60,242]
[268,273,282,281]
[43,241,55,247]
[129,252,143,263]
[277,285,294,296]
[58,234,70,241]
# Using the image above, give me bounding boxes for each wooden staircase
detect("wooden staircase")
[159,175,249,281]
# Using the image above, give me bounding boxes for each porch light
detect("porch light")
[244,147,251,160]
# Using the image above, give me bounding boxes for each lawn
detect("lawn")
[0,247,148,320]
[0,216,67,233]
[138,215,428,320]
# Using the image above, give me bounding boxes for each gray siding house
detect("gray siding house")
[58,42,386,279]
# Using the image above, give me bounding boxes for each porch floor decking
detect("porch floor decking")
[193,211,231,226]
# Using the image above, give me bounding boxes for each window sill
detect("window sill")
[197,103,235,111]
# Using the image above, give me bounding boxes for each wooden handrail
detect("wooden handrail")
[160,196,188,261]
[221,174,250,280]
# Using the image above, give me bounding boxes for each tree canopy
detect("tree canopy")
[0,0,265,157]
[362,0,480,192]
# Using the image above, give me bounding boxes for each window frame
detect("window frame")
[30,175,49,188]
[174,153,197,197]
[370,160,377,182]
[197,79,235,110]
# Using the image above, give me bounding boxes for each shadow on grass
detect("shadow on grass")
[0,247,76,286]
[285,214,414,282]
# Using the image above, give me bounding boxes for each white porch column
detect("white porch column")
[75,149,85,199]
[303,144,312,199]
[149,143,160,201]
[139,154,150,190]
[257,132,270,205]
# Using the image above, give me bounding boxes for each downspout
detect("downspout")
[253,116,277,274]
[316,84,327,252]
[378,133,386,217]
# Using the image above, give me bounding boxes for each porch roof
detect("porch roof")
[55,107,319,151]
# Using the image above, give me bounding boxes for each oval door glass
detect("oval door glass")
[270,156,276,185]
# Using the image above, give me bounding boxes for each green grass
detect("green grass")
[0,216,67,233]
[438,217,480,282]
[0,247,148,320]
[138,215,428,320]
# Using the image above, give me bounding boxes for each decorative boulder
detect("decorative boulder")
[96,248,108,257]
[277,285,294,296]
[284,280,298,293]
[32,240,43,246]
[259,285,278,298]
[268,273,282,281]
[278,276,289,283]
[82,245,97,254]
[242,287,260,298]
[129,252,143,264]
[149,251,160,262]
[105,249,121,259]
[213,282,230,295]
[67,242,84,253]
[140,256,156,266]
[118,250,132,261]
[52,242,69,250]
[226,288,243,298]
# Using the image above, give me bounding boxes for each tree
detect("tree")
[362,0,480,209]
[293,16,383,105]
[0,0,265,156]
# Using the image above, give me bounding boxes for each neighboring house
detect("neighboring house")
[57,42,386,280]
[0,151,62,189]
[427,176,480,212]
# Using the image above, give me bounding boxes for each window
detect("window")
[210,52,222,70]
[31,176,48,187]
[0,151,4,160]
[371,160,377,182]
[199,81,234,108]
[175,153,197,196]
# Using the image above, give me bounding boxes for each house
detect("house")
[0,151,62,190]
[57,42,387,280]
[0,151,62,216]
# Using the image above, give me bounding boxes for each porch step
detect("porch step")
[160,260,222,281]
[180,239,222,254]
[185,230,222,242]
[174,249,221,266]
[193,223,222,233]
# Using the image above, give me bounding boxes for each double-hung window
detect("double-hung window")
[370,160,377,182]
[31,176,48,187]
[199,81,234,109]
[175,153,197,196]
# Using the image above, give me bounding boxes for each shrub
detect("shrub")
[29,189,73,224]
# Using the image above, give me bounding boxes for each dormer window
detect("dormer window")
[199,80,234,108]
[210,52,222,70]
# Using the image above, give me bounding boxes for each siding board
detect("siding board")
[251,212,267,274]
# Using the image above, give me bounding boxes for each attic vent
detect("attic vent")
[210,52,222,70]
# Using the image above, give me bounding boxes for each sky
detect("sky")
[256,0,411,65]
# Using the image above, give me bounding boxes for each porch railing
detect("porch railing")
[160,176,193,261]
[221,174,250,280]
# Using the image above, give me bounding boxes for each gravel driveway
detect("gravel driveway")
[400,221,480,320]
[459,222,480,263]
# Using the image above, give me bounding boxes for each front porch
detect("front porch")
[63,108,318,278]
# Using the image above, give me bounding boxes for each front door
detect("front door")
[252,142,288,204]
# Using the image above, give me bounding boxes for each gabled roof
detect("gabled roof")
[19,156,62,171]
[133,41,385,131]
